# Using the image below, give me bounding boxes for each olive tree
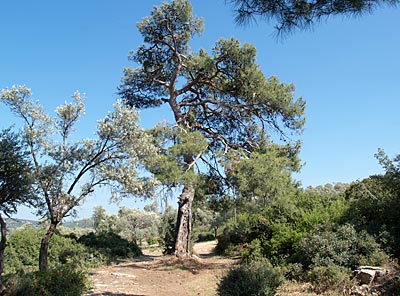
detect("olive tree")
[1,85,157,271]
[119,0,305,258]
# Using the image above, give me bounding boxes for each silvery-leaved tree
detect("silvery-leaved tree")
[118,0,305,258]
[0,85,158,271]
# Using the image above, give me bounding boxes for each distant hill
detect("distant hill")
[5,218,40,231]
[5,218,94,232]
[61,218,93,229]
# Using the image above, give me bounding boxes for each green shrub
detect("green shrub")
[216,210,303,264]
[147,236,158,245]
[241,239,264,262]
[5,228,40,273]
[217,260,283,296]
[3,265,89,296]
[216,213,265,256]
[307,264,351,293]
[158,207,177,254]
[48,232,88,267]
[295,224,388,270]
[5,227,90,274]
[280,262,305,282]
[78,232,142,261]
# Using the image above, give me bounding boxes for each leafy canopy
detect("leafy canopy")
[119,0,305,186]
[0,85,157,224]
[0,128,34,216]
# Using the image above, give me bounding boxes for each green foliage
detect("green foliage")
[307,264,351,294]
[241,239,264,262]
[5,228,40,273]
[119,0,305,257]
[48,233,88,267]
[343,173,400,257]
[5,227,142,275]
[115,207,160,245]
[279,262,304,281]
[92,206,161,247]
[225,146,300,207]
[78,232,142,261]
[215,212,260,256]
[5,227,89,274]
[192,204,220,242]
[216,187,350,265]
[0,128,34,216]
[217,260,283,296]
[3,265,89,296]
[229,0,399,34]
[1,86,158,270]
[158,206,177,254]
[295,224,388,270]
[92,205,108,232]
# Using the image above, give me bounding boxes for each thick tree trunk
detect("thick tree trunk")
[174,186,195,258]
[0,213,7,279]
[39,222,57,271]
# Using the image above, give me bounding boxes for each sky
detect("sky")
[1,0,399,220]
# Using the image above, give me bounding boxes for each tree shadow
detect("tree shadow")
[85,293,145,296]
[118,254,238,274]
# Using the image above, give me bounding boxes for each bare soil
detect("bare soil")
[83,241,238,296]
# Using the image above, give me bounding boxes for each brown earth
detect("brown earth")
[83,241,238,296]
[86,241,376,296]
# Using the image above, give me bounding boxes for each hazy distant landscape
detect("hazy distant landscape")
[6,218,93,232]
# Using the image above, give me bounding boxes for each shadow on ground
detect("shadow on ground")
[117,254,238,274]
[85,292,145,296]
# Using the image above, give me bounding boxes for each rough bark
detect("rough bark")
[39,222,57,271]
[0,214,6,278]
[174,186,195,258]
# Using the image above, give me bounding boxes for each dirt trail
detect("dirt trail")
[84,241,238,296]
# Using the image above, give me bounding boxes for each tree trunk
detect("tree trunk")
[0,213,7,283]
[39,222,57,271]
[174,185,195,258]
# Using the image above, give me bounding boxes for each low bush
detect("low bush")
[3,265,89,296]
[307,264,351,293]
[294,224,388,270]
[279,262,304,282]
[78,232,142,261]
[241,239,264,262]
[217,260,283,296]
[215,213,263,256]
[5,227,89,274]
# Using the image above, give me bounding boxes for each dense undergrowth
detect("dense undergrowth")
[1,226,142,295]
[215,179,400,295]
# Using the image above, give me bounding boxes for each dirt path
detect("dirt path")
[84,241,238,296]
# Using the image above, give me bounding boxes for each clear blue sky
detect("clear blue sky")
[1,1,399,220]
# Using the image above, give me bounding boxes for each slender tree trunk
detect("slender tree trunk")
[0,213,7,283]
[174,185,195,258]
[39,222,57,271]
